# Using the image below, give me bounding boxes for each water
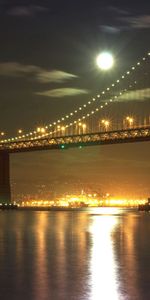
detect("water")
[0,208,149,300]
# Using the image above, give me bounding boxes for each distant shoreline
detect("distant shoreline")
[0,206,138,212]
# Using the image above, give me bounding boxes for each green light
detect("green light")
[79,145,83,149]
[61,145,65,149]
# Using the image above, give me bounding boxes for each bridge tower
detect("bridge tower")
[0,151,11,203]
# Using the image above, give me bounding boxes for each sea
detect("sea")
[0,207,149,300]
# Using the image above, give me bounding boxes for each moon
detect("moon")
[96,52,114,70]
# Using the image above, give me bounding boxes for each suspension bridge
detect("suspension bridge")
[0,52,150,203]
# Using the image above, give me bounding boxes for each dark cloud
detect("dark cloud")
[100,25,121,34]
[7,5,47,17]
[120,15,150,29]
[0,62,77,83]
[108,6,129,16]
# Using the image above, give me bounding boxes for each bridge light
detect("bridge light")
[129,118,134,124]
[1,132,5,136]
[125,116,134,127]
[104,120,110,130]
[40,128,46,133]
[18,129,22,134]
[37,127,46,133]
[101,119,110,130]
[37,127,41,133]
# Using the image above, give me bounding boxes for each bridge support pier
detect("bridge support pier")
[0,151,11,203]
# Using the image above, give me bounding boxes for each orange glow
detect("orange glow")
[19,194,148,208]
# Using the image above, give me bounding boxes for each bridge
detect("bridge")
[0,52,150,203]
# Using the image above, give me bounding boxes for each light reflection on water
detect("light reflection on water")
[0,208,149,300]
[89,215,120,300]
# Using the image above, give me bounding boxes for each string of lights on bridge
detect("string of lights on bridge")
[1,52,150,143]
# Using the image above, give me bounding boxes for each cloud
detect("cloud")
[36,88,89,98]
[103,7,150,32]
[116,88,150,102]
[0,62,39,76]
[7,5,47,17]
[108,6,129,16]
[120,15,150,29]
[100,25,121,34]
[118,15,150,29]
[0,62,77,83]
[36,70,77,83]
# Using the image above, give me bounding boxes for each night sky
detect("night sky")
[0,0,150,198]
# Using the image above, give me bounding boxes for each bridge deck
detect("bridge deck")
[0,127,149,153]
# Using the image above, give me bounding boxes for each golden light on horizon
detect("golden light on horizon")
[19,195,147,208]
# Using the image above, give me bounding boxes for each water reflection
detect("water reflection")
[89,214,120,300]
[0,209,149,300]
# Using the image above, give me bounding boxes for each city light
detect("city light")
[18,194,148,208]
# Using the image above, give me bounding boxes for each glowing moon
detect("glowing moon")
[96,52,114,70]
